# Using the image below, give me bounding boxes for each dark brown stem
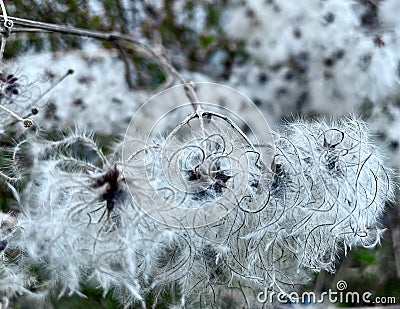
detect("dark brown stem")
[112,41,135,89]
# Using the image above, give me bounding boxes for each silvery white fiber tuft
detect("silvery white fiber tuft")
[2,116,394,308]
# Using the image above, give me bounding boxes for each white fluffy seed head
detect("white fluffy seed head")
[13,132,155,306]
[268,117,394,270]
[6,117,395,307]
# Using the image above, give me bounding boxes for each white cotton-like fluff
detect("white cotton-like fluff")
[8,116,394,307]
[14,132,155,308]
[133,116,393,305]
[0,226,28,303]
[223,0,400,117]
[9,45,148,135]
[0,262,32,303]
[369,101,400,169]
[0,212,42,305]
[225,0,359,65]
[308,36,400,115]
[269,117,393,269]
[225,117,394,303]
[380,0,400,32]
[229,63,303,127]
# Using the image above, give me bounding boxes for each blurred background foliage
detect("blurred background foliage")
[4,0,248,88]
[1,0,400,308]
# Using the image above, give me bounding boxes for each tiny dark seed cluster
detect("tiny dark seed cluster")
[93,166,123,217]
[0,73,19,99]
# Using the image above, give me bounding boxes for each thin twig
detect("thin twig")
[0,14,200,111]
[0,27,51,33]
[0,103,32,127]
[4,69,74,127]
[0,0,13,61]
[112,41,135,89]
[0,32,6,59]
[1,15,139,42]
